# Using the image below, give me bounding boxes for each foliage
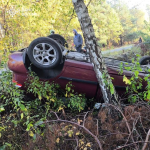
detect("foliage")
[26,72,87,113]
[0,69,88,149]
[140,21,150,48]
[108,0,145,45]
[0,0,145,52]
[102,72,115,95]
[25,71,64,112]
[65,82,87,112]
[89,1,123,45]
[0,70,24,112]
[0,69,26,149]
[120,55,150,103]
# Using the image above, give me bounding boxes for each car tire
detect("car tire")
[139,56,150,65]
[27,37,62,69]
[48,34,68,48]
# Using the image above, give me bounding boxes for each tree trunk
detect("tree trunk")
[72,0,118,104]
[0,23,4,38]
[120,35,123,46]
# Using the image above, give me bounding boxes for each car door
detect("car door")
[55,60,98,99]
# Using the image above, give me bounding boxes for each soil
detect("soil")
[19,102,150,150]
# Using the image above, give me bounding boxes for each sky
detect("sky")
[126,0,150,10]
[126,0,150,20]
[107,0,150,11]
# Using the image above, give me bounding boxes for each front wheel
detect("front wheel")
[27,37,62,69]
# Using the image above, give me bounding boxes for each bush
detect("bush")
[120,55,150,103]
[0,70,87,149]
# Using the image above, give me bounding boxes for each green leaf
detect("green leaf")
[0,145,7,150]
[110,84,114,94]
[20,104,25,111]
[33,134,36,140]
[147,91,150,100]
[26,123,33,131]
[134,70,139,78]
[67,87,71,92]
[21,113,24,119]
[70,93,74,97]
[0,107,5,112]
[34,120,44,127]
[5,143,11,147]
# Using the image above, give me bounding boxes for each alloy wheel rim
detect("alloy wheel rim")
[33,43,57,66]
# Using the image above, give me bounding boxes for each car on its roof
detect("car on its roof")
[8,34,148,101]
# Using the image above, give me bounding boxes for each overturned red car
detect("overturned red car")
[8,34,148,101]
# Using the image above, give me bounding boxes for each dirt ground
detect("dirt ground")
[19,102,150,150]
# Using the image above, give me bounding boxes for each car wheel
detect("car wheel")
[139,56,150,65]
[48,34,68,48]
[27,37,62,69]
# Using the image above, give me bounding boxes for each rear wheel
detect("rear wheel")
[48,34,68,48]
[139,56,150,65]
[27,37,62,69]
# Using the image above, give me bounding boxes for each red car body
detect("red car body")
[8,51,148,101]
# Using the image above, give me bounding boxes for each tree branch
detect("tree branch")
[45,119,103,150]
[86,0,92,8]
[66,9,75,30]
[107,104,138,150]
[35,111,103,150]
[114,141,150,150]
[142,129,150,150]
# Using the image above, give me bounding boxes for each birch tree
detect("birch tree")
[72,0,118,104]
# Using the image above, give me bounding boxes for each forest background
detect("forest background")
[1,0,150,53]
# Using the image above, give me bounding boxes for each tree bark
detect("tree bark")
[0,23,4,38]
[72,0,118,104]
